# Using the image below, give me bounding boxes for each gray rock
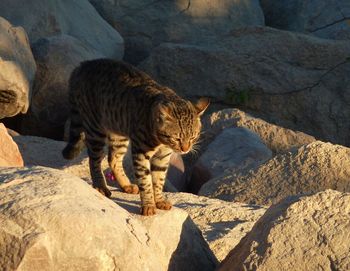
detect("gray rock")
[166,192,267,261]
[261,0,350,40]
[199,141,350,205]
[202,108,316,154]
[0,166,217,270]
[0,17,36,118]
[0,123,23,167]
[0,0,124,58]
[140,27,350,146]
[218,190,350,271]
[89,0,264,63]
[12,135,183,192]
[18,35,103,139]
[190,127,272,193]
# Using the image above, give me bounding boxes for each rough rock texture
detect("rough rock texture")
[189,127,271,193]
[166,192,267,261]
[140,27,350,146]
[219,190,350,271]
[0,166,217,271]
[89,0,264,64]
[261,0,350,40]
[0,0,123,59]
[196,128,272,177]
[199,141,350,205]
[19,35,103,139]
[12,135,183,192]
[202,108,316,154]
[0,17,36,119]
[0,123,23,167]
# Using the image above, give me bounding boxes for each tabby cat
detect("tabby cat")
[62,59,209,216]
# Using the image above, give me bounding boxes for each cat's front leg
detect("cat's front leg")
[132,146,157,216]
[151,146,173,210]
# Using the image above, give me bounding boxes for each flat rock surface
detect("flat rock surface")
[219,190,350,271]
[199,141,350,205]
[0,166,217,271]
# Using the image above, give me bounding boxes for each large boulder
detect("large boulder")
[0,0,123,59]
[0,17,36,119]
[261,0,350,40]
[89,0,264,64]
[202,108,316,154]
[18,35,103,139]
[199,141,350,205]
[140,27,350,146]
[12,135,183,192]
[166,192,267,261]
[0,123,23,167]
[219,190,350,271]
[0,166,217,270]
[189,127,272,193]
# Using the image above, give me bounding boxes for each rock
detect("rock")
[218,190,350,271]
[89,0,264,64]
[166,192,267,261]
[0,17,36,119]
[0,123,23,167]
[203,108,316,154]
[189,127,272,193]
[139,27,350,146]
[0,0,123,59]
[199,141,350,205]
[18,35,104,139]
[261,0,350,40]
[167,152,186,191]
[12,135,184,191]
[0,166,217,270]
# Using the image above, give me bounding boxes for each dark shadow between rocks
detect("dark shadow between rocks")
[167,217,218,271]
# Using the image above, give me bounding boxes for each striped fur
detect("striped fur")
[62,59,209,215]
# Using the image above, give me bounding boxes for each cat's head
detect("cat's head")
[154,98,210,154]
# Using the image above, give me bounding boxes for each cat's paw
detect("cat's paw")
[122,184,139,194]
[94,186,112,198]
[141,205,156,216]
[156,200,172,210]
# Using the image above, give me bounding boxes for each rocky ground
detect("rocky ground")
[1,1,350,270]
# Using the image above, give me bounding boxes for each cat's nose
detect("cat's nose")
[180,142,190,152]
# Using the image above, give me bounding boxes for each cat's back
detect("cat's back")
[69,58,156,95]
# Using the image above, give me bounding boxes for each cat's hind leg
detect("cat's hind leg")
[62,107,85,160]
[108,134,139,194]
[85,132,111,198]
[151,146,173,210]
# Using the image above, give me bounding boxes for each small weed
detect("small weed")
[225,82,251,106]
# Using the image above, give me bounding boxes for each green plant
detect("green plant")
[224,82,251,106]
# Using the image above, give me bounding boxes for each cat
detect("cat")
[62,59,209,216]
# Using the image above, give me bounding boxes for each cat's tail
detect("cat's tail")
[62,67,85,160]
[62,106,85,160]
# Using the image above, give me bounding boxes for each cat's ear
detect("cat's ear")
[194,97,210,116]
[157,102,173,121]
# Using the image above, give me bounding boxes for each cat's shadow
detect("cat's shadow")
[110,189,141,215]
